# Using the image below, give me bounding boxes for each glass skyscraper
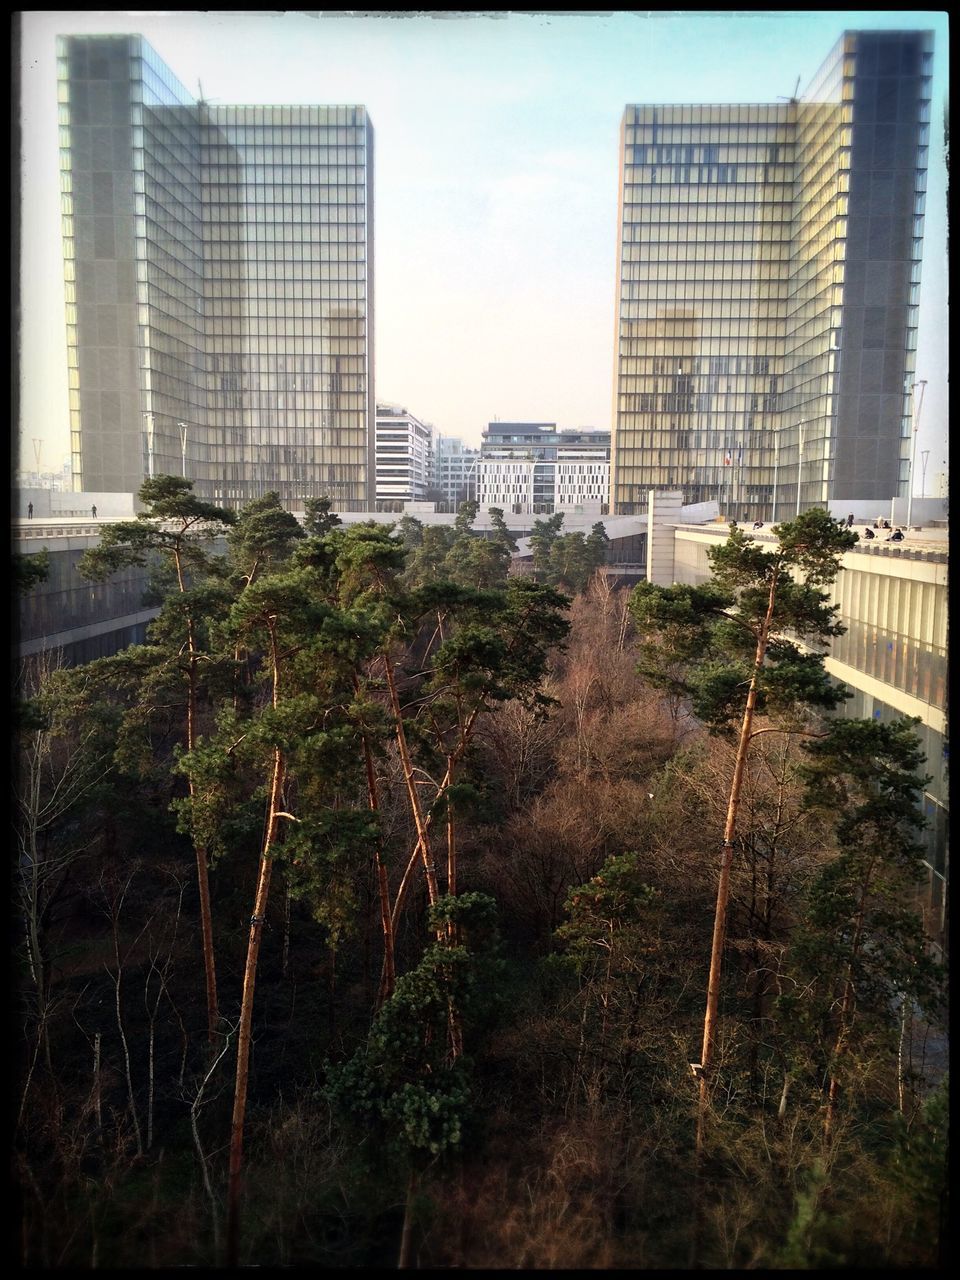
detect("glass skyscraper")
[611,30,932,519]
[58,34,375,509]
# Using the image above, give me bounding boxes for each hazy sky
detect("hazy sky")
[16,9,950,491]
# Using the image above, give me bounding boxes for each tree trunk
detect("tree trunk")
[384,655,440,910]
[177,541,219,1047]
[388,702,482,934]
[695,564,780,1155]
[225,752,281,1266]
[397,1170,417,1269]
[354,673,396,1006]
[824,871,870,1144]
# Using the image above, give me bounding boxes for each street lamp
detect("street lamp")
[920,450,930,500]
[177,421,188,478]
[795,419,805,517]
[906,380,927,529]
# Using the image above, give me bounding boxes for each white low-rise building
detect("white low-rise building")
[375,404,434,510]
[478,422,610,515]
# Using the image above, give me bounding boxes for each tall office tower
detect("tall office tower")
[374,403,434,509]
[58,34,375,509]
[611,30,932,519]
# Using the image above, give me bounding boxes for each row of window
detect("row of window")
[625,107,794,128]
[620,222,794,243]
[625,165,795,187]
[200,147,366,166]
[200,187,365,207]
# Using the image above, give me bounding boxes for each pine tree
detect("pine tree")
[628,509,857,1152]
[77,475,236,1044]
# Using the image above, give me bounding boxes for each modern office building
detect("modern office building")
[374,403,433,509]
[612,29,933,520]
[432,435,479,509]
[479,422,611,515]
[58,34,375,510]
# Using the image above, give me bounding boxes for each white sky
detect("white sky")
[15,9,950,492]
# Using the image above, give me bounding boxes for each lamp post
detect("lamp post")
[142,412,155,479]
[177,421,188,478]
[920,450,930,500]
[795,419,805,517]
[906,379,927,530]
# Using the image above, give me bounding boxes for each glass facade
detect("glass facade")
[57,34,375,509]
[612,30,932,520]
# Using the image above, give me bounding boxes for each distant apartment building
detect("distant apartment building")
[374,404,433,509]
[612,29,933,520]
[58,34,375,510]
[478,422,610,515]
[432,435,479,509]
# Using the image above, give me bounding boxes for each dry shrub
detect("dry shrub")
[425,1117,626,1269]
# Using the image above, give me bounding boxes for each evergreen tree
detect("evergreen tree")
[14,548,50,594]
[785,716,945,1141]
[487,506,519,553]
[303,494,342,536]
[529,512,564,578]
[77,475,236,1043]
[628,510,857,1152]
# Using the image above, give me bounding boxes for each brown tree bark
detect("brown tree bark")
[352,673,396,1006]
[384,654,440,910]
[695,564,780,1152]
[226,618,286,1266]
[175,540,219,1046]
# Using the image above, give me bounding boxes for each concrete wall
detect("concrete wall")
[17,490,138,519]
[828,496,947,527]
[645,489,684,585]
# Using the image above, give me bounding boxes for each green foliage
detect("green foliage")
[776,1159,840,1268]
[395,513,425,549]
[453,499,479,535]
[445,534,511,589]
[227,490,304,586]
[889,1074,949,1238]
[785,716,945,1028]
[77,475,235,585]
[555,849,658,974]
[78,476,235,593]
[333,522,407,606]
[537,522,609,593]
[325,893,503,1165]
[774,1079,949,1270]
[397,506,517,591]
[487,506,518,553]
[171,717,267,866]
[628,511,854,733]
[401,524,455,588]
[282,807,382,948]
[13,548,50,594]
[303,494,342,537]
[529,512,564,576]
